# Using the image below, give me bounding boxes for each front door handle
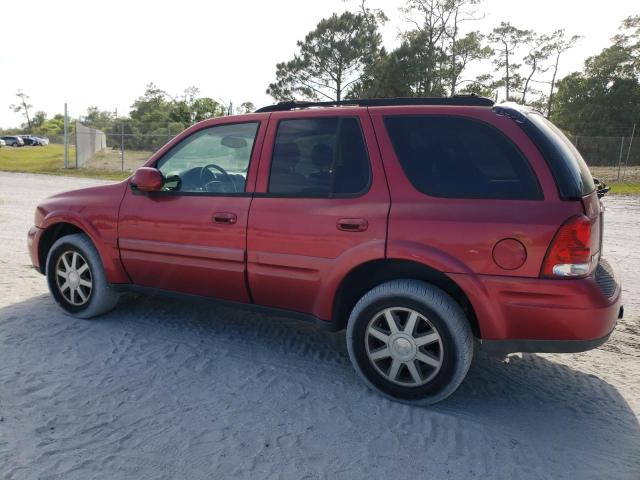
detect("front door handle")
[213,212,237,224]
[337,218,368,232]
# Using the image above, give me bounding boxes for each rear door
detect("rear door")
[246,109,390,321]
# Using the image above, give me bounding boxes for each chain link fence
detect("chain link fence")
[71,123,639,182]
[72,123,178,171]
[574,135,639,183]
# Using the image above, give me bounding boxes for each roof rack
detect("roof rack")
[255,95,494,113]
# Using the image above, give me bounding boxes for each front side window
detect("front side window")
[156,122,259,193]
[268,117,370,196]
[384,116,542,200]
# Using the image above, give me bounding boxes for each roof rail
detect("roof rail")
[255,95,494,113]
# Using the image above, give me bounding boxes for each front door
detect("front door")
[118,118,267,302]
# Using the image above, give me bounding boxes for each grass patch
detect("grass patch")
[0,145,130,180]
[608,182,640,195]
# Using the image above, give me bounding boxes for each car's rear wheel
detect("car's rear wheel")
[46,233,120,318]
[346,279,473,405]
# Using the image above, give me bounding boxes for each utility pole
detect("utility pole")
[120,122,125,172]
[63,103,68,169]
[616,136,625,181]
[622,123,636,182]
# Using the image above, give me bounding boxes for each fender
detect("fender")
[36,181,131,284]
[445,272,497,338]
[312,239,387,320]
[318,241,471,321]
[386,239,475,274]
[387,240,497,338]
[40,212,130,284]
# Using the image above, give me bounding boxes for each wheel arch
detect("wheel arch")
[332,259,481,337]
[38,222,85,274]
[37,217,130,285]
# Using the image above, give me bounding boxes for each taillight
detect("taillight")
[541,215,594,278]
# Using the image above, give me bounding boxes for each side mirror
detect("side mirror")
[131,167,163,192]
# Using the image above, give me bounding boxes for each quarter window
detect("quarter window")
[156,122,259,193]
[384,116,542,200]
[268,117,370,196]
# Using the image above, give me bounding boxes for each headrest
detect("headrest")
[312,143,333,169]
[272,142,301,173]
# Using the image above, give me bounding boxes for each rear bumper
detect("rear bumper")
[450,258,622,353]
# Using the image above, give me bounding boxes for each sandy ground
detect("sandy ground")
[0,171,638,480]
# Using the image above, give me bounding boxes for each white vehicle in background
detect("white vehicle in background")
[0,139,6,147]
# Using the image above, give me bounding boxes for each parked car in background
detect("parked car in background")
[1,136,24,147]
[20,136,38,146]
[27,96,623,405]
[20,135,47,146]
[36,136,50,145]
[0,139,6,147]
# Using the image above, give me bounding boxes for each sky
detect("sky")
[0,0,638,128]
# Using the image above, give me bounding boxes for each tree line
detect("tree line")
[2,86,255,151]
[268,0,639,136]
[80,85,254,151]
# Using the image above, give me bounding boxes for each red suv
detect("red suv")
[27,97,623,404]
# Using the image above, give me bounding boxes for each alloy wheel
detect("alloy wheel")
[365,307,444,387]
[55,250,93,306]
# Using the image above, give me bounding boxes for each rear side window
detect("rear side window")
[268,117,370,197]
[384,116,542,200]
[527,113,595,199]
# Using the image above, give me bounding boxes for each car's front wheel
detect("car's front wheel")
[346,279,473,405]
[46,233,120,318]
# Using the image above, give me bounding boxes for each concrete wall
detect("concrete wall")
[75,121,107,167]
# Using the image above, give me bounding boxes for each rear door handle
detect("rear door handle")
[213,212,237,224]
[337,218,368,232]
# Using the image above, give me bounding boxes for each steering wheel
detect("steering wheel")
[199,163,237,192]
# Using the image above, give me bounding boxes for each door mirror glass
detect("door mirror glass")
[132,167,163,192]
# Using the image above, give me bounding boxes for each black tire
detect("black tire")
[346,279,473,405]
[46,233,120,319]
